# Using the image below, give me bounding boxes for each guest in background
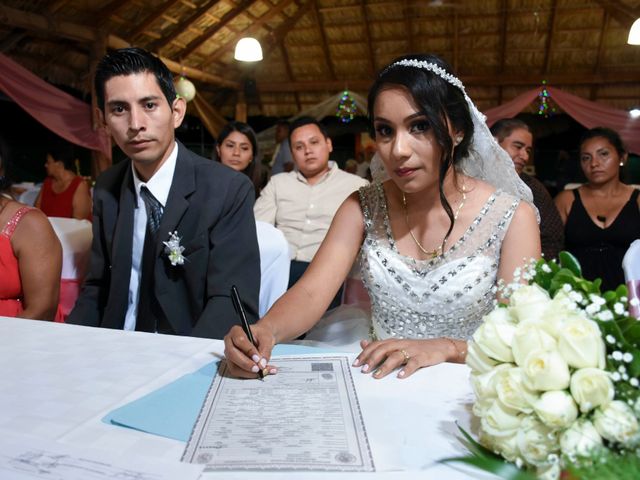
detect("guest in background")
[344,159,358,174]
[255,116,368,310]
[35,141,92,220]
[555,127,640,291]
[491,118,564,260]
[269,120,294,175]
[215,121,263,198]
[0,137,62,320]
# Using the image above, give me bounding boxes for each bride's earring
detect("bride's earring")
[454,135,463,146]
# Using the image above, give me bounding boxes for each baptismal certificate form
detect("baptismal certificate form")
[182,355,375,472]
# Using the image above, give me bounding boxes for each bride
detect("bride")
[224,54,541,379]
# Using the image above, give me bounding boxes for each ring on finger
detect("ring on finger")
[399,349,410,365]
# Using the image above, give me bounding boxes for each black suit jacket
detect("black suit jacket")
[67,142,260,338]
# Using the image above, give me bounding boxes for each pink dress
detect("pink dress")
[0,207,32,317]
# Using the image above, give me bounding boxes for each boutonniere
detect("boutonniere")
[163,231,185,266]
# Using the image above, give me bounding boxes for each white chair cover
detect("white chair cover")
[256,221,290,317]
[623,239,640,318]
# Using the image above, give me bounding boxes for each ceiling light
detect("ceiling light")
[628,18,640,45]
[630,107,640,118]
[234,37,263,62]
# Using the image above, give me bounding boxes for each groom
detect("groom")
[67,47,260,338]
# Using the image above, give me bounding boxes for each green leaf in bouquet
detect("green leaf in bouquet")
[439,425,537,480]
[558,251,582,277]
[603,291,618,303]
[440,454,536,480]
[616,284,629,300]
[566,449,640,479]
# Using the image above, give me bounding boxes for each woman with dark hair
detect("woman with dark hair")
[224,54,540,379]
[35,141,92,219]
[555,127,640,291]
[0,138,62,320]
[215,121,263,197]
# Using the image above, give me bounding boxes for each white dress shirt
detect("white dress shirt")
[124,142,178,331]
[254,161,368,262]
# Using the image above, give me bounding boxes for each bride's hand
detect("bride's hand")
[353,338,461,379]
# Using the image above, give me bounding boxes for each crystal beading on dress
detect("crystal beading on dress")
[359,183,520,341]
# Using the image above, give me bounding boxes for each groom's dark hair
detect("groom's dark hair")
[94,47,177,112]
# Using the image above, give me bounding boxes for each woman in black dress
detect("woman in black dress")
[555,127,640,291]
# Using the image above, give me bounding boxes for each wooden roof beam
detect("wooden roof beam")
[0,5,240,89]
[593,0,639,30]
[127,0,183,39]
[312,0,335,80]
[279,40,301,112]
[178,0,255,59]
[147,0,219,52]
[200,0,296,65]
[403,0,413,53]
[254,0,314,63]
[96,0,131,26]
[256,71,640,92]
[542,0,558,74]
[497,0,508,104]
[359,0,375,77]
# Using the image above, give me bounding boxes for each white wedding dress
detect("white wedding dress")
[303,182,520,350]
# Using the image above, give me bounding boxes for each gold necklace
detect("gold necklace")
[402,184,467,258]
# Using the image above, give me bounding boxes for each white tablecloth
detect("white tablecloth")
[0,317,488,479]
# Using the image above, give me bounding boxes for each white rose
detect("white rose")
[509,284,551,323]
[472,309,516,362]
[517,415,558,467]
[541,290,579,336]
[466,340,499,374]
[481,399,523,438]
[557,317,605,369]
[570,368,614,413]
[471,364,511,401]
[479,428,519,463]
[594,400,639,445]
[511,321,557,367]
[523,348,571,391]
[495,367,538,414]
[533,390,578,429]
[559,419,603,458]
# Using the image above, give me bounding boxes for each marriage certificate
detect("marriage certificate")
[182,355,375,472]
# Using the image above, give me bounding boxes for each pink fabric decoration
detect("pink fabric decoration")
[0,53,111,157]
[484,86,640,154]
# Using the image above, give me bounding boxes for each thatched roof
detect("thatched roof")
[1,0,639,119]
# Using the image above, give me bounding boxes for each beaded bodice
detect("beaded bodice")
[358,183,519,341]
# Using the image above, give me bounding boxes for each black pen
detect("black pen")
[230,285,266,379]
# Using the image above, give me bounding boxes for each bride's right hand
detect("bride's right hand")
[223,323,277,378]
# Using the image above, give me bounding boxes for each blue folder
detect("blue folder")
[103,344,336,442]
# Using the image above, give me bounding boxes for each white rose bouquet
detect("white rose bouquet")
[445,252,640,479]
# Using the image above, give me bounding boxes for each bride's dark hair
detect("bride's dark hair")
[367,53,474,248]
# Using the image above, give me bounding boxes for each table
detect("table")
[0,317,489,479]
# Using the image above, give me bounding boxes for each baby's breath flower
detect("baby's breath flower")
[630,298,640,307]
[541,264,552,273]
[562,284,572,292]
[596,310,614,321]
[619,365,627,373]
[612,351,623,361]
[606,335,616,344]
[612,372,622,382]
[630,378,639,387]
[589,294,606,306]
[623,352,634,363]
[614,303,625,315]
[586,303,601,316]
